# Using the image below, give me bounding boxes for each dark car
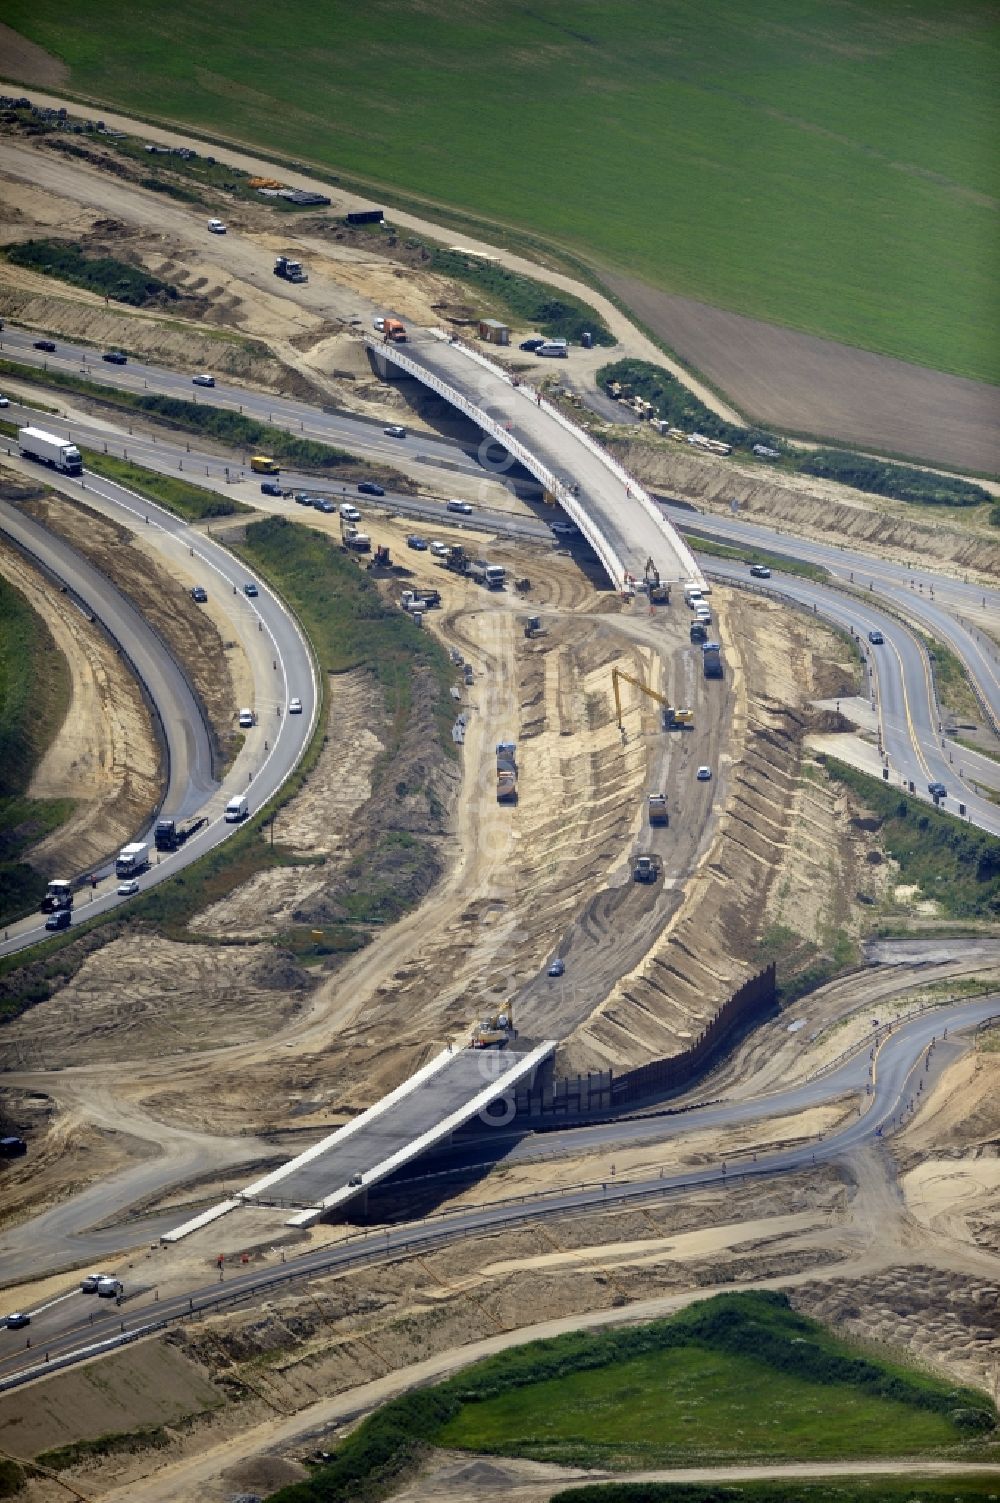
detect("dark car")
[4,1312,30,1330]
[33,339,56,352]
[45,909,71,932]
[519,337,544,352]
[243,582,258,597]
[749,564,771,578]
[407,534,428,550]
[192,373,215,387]
[293,492,312,505]
[358,481,385,497]
[102,351,128,365]
[191,585,208,602]
[383,424,407,438]
[547,958,565,978]
[260,481,283,497]
[927,781,948,799]
[314,498,335,513]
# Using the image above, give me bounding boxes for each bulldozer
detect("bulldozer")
[523,615,545,639]
[633,854,661,883]
[611,667,693,733]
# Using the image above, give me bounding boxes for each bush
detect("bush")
[5,238,177,307]
[799,449,989,507]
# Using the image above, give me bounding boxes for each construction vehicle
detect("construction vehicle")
[154,816,208,853]
[662,706,694,730]
[611,667,693,733]
[251,455,279,474]
[633,854,661,883]
[343,527,371,553]
[643,557,670,604]
[472,1007,514,1049]
[469,559,505,590]
[702,642,724,679]
[648,794,669,825]
[115,841,150,879]
[524,615,544,639]
[400,590,430,614]
[367,544,393,574]
[273,255,308,283]
[497,740,518,803]
[382,318,407,343]
[40,879,73,914]
[443,544,471,575]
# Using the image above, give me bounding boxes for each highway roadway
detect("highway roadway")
[4,373,998,832]
[0,993,994,1391]
[0,457,318,958]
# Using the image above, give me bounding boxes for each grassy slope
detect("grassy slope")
[4,1,998,382]
[267,1292,996,1502]
[0,572,74,921]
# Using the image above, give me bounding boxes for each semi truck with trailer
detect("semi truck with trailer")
[154,816,208,852]
[115,841,150,879]
[18,426,83,476]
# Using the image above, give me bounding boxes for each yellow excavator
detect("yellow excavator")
[472,1006,515,1049]
[611,667,693,730]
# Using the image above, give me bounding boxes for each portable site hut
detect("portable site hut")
[478,318,510,346]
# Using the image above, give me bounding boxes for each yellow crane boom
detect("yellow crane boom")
[611,667,693,730]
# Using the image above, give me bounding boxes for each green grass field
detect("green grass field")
[266,1292,996,1503]
[4,1,998,382]
[0,573,74,923]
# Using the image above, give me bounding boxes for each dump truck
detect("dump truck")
[382,318,407,343]
[154,816,208,853]
[469,559,505,590]
[115,841,150,879]
[273,255,307,283]
[18,426,83,476]
[343,528,371,552]
[633,854,661,883]
[702,642,724,679]
[497,740,518,803]
[648,794,669,826]
[40,878,73,914]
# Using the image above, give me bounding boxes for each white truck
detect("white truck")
[18,426,83,476]
[115,841,150,878]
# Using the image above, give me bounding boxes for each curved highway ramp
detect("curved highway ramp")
[164,1039,555,1240]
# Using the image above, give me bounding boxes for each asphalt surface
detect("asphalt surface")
[1,994,994,1390]
[0,458,318,958]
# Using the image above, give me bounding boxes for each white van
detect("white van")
[225,795,249,823]
[340,503,361,522]
[238,708,255,729]
[535,342,568,358]
[447,499,473,514]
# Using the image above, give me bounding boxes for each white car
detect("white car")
[0,396,9,408]
[238,708,255,729]
[207,219,227,234]
[288,696,303,714]
[117,879,140,897]
[430,541,449,557]
[383,424,407,438]
[192,373,215,387]
[80,1272,109,1293]
[96,1277,123,1298]
[447,499,473,515]
[696,766,713,781]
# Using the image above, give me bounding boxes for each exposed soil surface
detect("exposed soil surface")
[605,274,1000,475]
[21,492,241,769]
[610,438,1000,583]
[0,497,162,876]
